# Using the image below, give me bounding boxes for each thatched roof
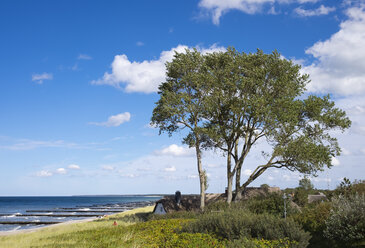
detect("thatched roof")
[308,192,327,204]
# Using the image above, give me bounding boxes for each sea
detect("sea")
[0,195,162,232]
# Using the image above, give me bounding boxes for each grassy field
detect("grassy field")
[0,206,154,248]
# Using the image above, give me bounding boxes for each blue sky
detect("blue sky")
[1,0,365,195]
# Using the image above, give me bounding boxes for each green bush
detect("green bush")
[181,210,310,248]
[149,210,199,221]
[291,202,334,248]
[245,193,298,217]
[131,219,224,247]
[324,194,365,246]
[226,237,296,248]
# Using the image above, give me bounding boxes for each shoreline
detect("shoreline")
[0,204,154,237]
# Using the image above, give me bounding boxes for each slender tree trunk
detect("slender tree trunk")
[195,143,205,211]
[226,152,233,204]
[234,164,242,201]
[234,139,243,201]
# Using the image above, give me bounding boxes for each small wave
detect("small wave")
[12,226,21,231]
[81,208,90,210]
[56,217,66,220]
[4,214,16,218]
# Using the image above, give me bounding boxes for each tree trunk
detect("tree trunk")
[233,139,242,201]
[195,144,205,211]
[234,166,243,201]
[226,152,233,204]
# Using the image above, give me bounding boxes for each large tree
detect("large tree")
[152,47,351,206]
[151,49,209,210]
[202,48,351,202]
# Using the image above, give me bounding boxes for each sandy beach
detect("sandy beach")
[0,205,152,237]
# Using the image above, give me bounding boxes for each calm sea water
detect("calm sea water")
[0,196,161,232]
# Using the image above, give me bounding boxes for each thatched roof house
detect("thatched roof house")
[308,192,327,204]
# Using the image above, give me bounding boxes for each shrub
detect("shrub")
[324,194,365,246]
[226,237,296,248]
[244,193,298,217]
[131,219,224,247]
[291,202,334,248]
[149,210,199,221]
[181,210,310,248]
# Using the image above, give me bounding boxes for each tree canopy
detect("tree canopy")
[152,47,351,205]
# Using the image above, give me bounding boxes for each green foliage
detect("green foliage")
[299,177,314,191]
[261,184,270,193]
[335,178,365,196]
[131,219,224,248]
[244,193,298,217]
[291,202,334,248]
[226,237,297,248]
[324,194,365,246]
[148,210,200,221]
[181,209,310,248]
[293,188,310,207]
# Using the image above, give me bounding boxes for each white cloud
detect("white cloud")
[164,166,177,172]
[136,41,144,46]
[188,174,198,179]
[154,144,195,157]
[56,168,67,174]
[36,170,53,177]
[199,0,275,25]
[0,139,79,151]
[297,0,320,3]
[121,173,138,178]
[78,54,92,60]
[303,6,365,95]
[331,157,341,166]
[198,0,325,25]
[68,164,80,170]
[32,73,53,84]
[90,112,131,127]
[91,44,225,93]
[294,5,335,16]
[243,169,252,176]
[342,148,351,156]
[102,165,115,171]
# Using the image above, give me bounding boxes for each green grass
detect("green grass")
[0,206,154,248]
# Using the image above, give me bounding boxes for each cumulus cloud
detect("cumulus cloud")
[78,54,92,60]
[36,170,53,177]
[68,164,80,170]
[294,5,335,16]
[331,157,341,166]
[32,73,53,84]
[154,144,195,157]
[303,6,365,95]
[56,168,67,174]
[91,44,225,93]
[90,112,131,127]
[199,0,276,25]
